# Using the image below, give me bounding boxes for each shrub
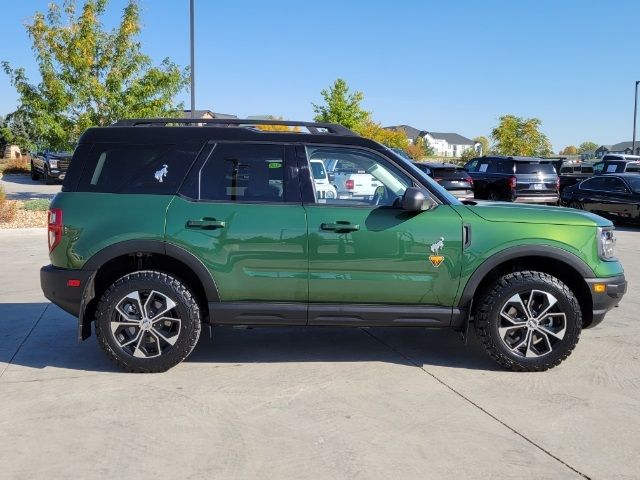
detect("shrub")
[0,186,18,223]
[1,157,31,174]
[22,198,51,211]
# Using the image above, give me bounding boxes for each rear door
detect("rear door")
[165,142,308,324]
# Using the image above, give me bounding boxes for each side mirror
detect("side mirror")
[402,187,426,212]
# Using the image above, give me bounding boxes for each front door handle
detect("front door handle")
[186,218,226,230]
[321,221,359,232]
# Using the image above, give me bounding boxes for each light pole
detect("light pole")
[633,80,640,154]
[189,0,196,118]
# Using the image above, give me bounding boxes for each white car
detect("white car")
[325,158,383,200]
[310,160,338,201]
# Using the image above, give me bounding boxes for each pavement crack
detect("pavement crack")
[0,304,49,381]
[361,328,592,480]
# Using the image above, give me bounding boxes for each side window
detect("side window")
[77,142,202,194]
[625,163,640,173]
[198,143,286,203]
[593,162,604,174]
[581,177,606,190]
[465,160,478,172]
[603,177,629,193]
[495,161,515,174]
[306,146,418,207]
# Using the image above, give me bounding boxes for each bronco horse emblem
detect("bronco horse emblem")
[429,237,445,267]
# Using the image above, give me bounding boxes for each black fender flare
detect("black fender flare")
[458,244,594,310]
[82,239,220,302]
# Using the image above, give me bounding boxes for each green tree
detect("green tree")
[578,141,599,153]
[312,78,369,130]
[491,115,553,157]
[474,136,489,156]
[355,121,408,149]
[460,147,479,163]
[560,145,578,155]
[0,111,34,152]
[2,0,189,150]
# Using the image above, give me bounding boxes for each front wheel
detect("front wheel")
[44,167,54,185]
[31,162,40,180]
[475,271,581,372]
[95,271,201,373]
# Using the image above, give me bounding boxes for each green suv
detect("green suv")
[40,118,627,373]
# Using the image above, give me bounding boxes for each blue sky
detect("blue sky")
[1,0,639,151]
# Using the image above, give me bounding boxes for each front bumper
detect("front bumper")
[40,265,94,317]
[585,274,627,328]
[47,169,67,180]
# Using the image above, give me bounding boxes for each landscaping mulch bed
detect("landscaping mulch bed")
[0,200,48,229]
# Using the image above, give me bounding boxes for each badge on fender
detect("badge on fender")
[429,237,445,267]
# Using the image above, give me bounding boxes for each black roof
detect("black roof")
[422,161,463,169]
[476,155,553,162]
[79,118,383,150]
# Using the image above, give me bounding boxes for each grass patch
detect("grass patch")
[0,157,31,175]
[22,198,51,211]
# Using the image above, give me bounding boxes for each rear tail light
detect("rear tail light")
[556,177,560,190]
[466,176,474,186]
[345,179,354,190]
[434,177,443,183]
[48,208,63,252]
[509,176,517,189]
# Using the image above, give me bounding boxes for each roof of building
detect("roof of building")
[426,132,475,145]
[610,141,638,151]
[384,125,425,139]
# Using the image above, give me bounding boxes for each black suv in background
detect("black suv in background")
[593,154,640,175]
[31,151,73,184]
[464,156,559,203]
[412,161,474,200]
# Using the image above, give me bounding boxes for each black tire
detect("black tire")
[569,201,583,210]
[95,271,201,373]
[44,167,54,185]
[475,271,581,372]
[31,162,40,180]
[487,190,500,201]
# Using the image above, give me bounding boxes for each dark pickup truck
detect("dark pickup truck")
[556,162,594,193]
[31,151,73,184]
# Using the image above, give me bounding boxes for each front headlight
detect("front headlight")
[48,159,58,168]
[597,227,616,260]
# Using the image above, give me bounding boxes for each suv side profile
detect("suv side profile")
[464,156,559,203]
[41,119,626,373]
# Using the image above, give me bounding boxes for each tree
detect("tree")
[474,136,489,156]
[0,111,35,152]
[255,116,301,132]
[312,78,369,130]
[2,0,189,150]
[560,145,578,155]
[460,147,479,163]
[578,141,599,153]
[491,115,553,157]
[355,121,408,149]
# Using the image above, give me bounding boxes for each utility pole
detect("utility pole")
[190,0,196,118]
[633,80,640,154]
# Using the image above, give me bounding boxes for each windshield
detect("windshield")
[515,162,557,174]
[625,176,640,193]
[310,161,327,180]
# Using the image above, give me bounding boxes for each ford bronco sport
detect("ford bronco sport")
[40,118,626,373]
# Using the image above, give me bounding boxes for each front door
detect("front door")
[165,142,308,324]
[301,145,464,325]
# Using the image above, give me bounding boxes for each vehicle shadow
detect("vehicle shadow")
[0,303,500,374]
[0,174,60,201]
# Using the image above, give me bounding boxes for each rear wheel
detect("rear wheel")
[487,190,500,201]
[43,167,54,185]
[475,271,581,371]
[95,271,201,373]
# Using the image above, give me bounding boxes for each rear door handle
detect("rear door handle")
[186,219,226,230]
[321,221,359,232]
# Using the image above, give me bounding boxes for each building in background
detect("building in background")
[595,142,640,157]
[384,125,480,157]
[182,110,237,120]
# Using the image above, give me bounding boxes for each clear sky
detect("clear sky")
[1,0,639,151]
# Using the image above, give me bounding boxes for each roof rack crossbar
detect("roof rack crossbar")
[111,118,357,136]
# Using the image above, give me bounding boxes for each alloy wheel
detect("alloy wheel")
[110,290,182,359]
[498,289,566,358]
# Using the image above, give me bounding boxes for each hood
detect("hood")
[465,201,612,227]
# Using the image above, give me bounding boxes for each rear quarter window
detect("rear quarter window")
[76,141,203,194]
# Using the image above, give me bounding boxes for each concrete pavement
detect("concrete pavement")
[0,174,61,201]
[1,227,639,479]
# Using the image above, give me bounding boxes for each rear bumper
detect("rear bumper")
[585,274,627,328]
[450,191,475,200]
[513,195,559,204]
[40,265,94,317]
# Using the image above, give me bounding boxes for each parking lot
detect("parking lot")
[0,226,638,479]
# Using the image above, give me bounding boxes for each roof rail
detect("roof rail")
[111,118,357,136]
